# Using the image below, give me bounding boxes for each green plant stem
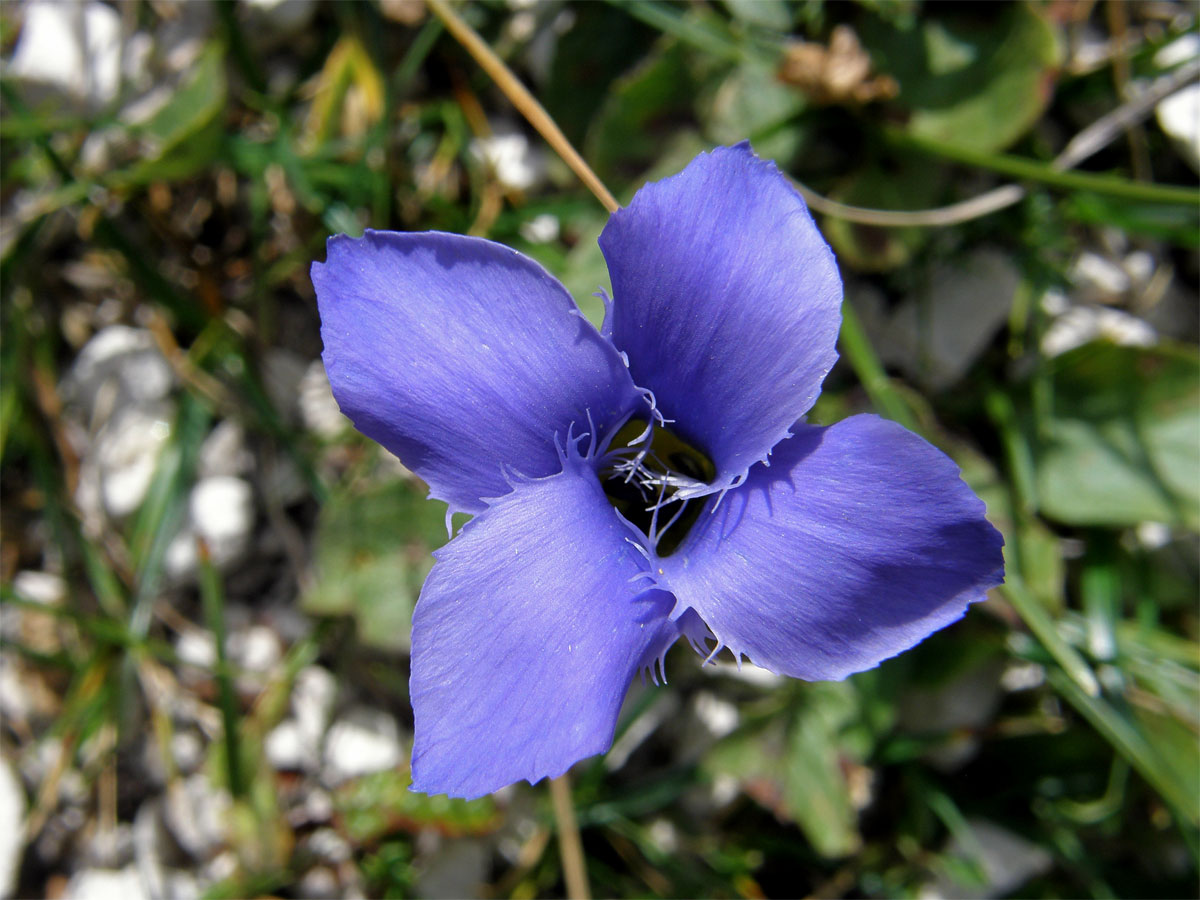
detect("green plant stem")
[837,305,918,431]
[1002,578,1100,698]
[891,129,1200,207]
[1047,668,1198,831]
[199,540,246,799]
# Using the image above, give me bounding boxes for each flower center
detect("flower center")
[601,418,714,556]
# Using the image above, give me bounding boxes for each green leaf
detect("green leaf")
[1027,341,1200,529]
[705,682,864,857]
[118,42,228,185]
[302,478,449,652]
[861,4,1061,153]
[1066,193,1200,249]
[721,0,792,32]
[585,38,705,182]
[333,770,499,844]
[700,55,806,158]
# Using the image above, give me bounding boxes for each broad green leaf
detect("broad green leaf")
[1067,193,1200,249]
[585,38,706,182]
[701,56,805,159]
[302,478,448,651]
[721,0,792,31]
[861,4,1061,153]
[334,770,499,844]
[118,42,227,185]
[1028,341,1200,529]
[705,682,863,857]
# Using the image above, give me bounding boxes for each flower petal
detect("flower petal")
[599,143,842,493]
[659,415,1004,680]
[313,230,643,515]
[409,446,678,798]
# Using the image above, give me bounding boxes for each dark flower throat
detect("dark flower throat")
[602,418,714,556]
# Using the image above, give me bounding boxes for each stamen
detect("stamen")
[600,419,716,555]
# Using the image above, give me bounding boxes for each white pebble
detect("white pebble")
[322,708,403,784]
[519,213,561,244]
[0,759,25,897]
[8,0,123,111]
[65,867,148,900]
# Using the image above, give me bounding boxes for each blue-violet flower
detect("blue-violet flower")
[312,142,1005,799]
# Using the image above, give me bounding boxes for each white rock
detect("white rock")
[262,349,308,426]
[299,360,349,439]
[1123,250,1155,290]
[164,773,230,859]
[167,475,255,578]
[1039,287,1070,316]
[322,708,403,784]
[0,656,32,727]
[132,800,169,900]
[1136,521,1172,550]
[191,476,255,561]
[1000,662,1046,692]
[171,730,205,775]
[241,0,318,35]
[0,759,25,897]
[647,818,678,854]
[175,630,217,669]
[228,624,280,674]
[296,865,340,900]
[305,827,351,864]
[1157,82,1200,170]
[8,0,123,111]
[12,570,67,606]
[1041,305,1156,357]
[198,421,253,478]
[692,692,739,739]
[226,624,281,695]
[265,719,307,771]
[709,772,740,807]
[293,666,337,749]
[519,213,561,244]
[1071,251,1131,298]
[156,1,213,74]
[266,724,304,772]
[1154,33,1200,69]
[94,407,173,518]
[62,325,174,419]
[64,866,149,900]
[469,125,546,191]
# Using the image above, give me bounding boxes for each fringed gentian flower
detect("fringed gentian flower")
[312,143,1004,799]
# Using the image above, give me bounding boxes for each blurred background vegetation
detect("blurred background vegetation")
[1,0,1197,897]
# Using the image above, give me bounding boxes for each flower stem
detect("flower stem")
[549,773,591,900]
[886,127,1199,207]
[425,0,620,214]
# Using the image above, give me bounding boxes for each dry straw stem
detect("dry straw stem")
[426,0,619,215]
[549,772,592,900]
